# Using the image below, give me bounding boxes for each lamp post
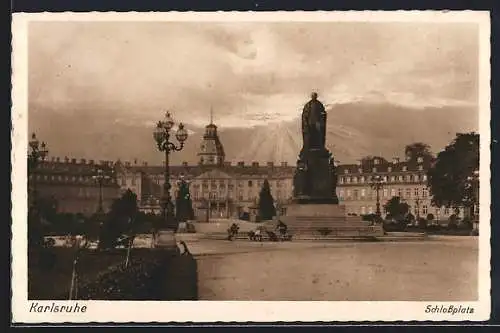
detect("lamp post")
[466,169,480,232]
[370,175,386,218]
[28,133,49,247]
[153,111,188,233]
[415,196,421,220]
[92,168,111,214]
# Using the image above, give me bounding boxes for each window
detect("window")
[353,189,359,199]
[402,166,407,172]
[397,188,402,197]
[277,190,282,199]
[361,189,366,198]
[422,205,428,215]
[238,190,243,201]
[368,206,373,214]
[374,159,380,165]
[339,177,344,184]
[383,189,388,198]
[344,169,349,174]
[422,175,427,181]
[238,181,244,188]
[209,191,217,200]
[418,165,424,171]
[383,176,388,182]
[352,177,358,184]
[391,188,396,197]
[417,156,424,163]
[405,175,411,182]
[360,176,365,183]
[414,188,419,197]
[361,206,366,215]
[248,180,253,187]
[372,167,377,173]
[390,176,396,182]
[414,174,420,182]
[346,177,351,183]
[422,188,428,198]
[339,190,345,200]
[406,188,412,198]
[347,189,352,199]
[121,177,127,186]
[398,175,403,181]
[388,167,392,172]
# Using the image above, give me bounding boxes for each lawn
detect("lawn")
[28,248,148,300]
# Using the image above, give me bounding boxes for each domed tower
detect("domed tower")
[197,108,225,166]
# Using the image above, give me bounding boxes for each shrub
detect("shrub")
[75,251,177,300]
[417,217,428,229]
[317,227,332,236]
[186,222,196,234]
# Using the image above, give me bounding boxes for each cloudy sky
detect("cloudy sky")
[29,21,478,129]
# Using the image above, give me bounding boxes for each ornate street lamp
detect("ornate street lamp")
[466,169,480,231]
[28,133,49,247]
[153,111,188,233]
[370,175,386,218]
[28,132,49,200]
[92,168,111,214]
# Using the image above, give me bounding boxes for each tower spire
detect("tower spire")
[210,106,213,125]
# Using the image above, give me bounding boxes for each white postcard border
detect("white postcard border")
[11,10,492,323]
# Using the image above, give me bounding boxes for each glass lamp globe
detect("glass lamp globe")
[175,123,188,143]
[29,133,39,150]
[163,112,174,131]
[153,122,165,144]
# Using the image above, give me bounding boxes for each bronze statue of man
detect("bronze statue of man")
[301,92,327,153]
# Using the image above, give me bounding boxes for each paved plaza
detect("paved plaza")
[190,236,478,301]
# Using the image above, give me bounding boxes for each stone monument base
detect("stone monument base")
[277,203,384,239]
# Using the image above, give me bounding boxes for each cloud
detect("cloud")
[28,21,478,133]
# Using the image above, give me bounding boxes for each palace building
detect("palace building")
[30,157,120,216]
[115,117,295,220]
[32,118,463,222]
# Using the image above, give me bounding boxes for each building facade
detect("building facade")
[335,156,464,221]
[115,119,294,219]
[114,119,463,222]
[30,157,120,216]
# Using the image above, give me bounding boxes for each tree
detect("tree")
[404,142,434,163]
[258,179,276,220]
[98,189,139,250]
[175,179,195,223]
[427,132,479,210]
[383,196,409,222]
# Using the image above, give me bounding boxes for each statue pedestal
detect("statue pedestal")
[278,204,384,239]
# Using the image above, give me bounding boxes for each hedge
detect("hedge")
[56,249,197,300]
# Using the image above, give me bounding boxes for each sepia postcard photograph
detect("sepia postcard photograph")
[11,10,491,323]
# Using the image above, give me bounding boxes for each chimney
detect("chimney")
[80,158,86,164]
[89,159,94,165]
[125,161,131,167]
[267,161,274,167]
[281,162,288,167]
[51,157,55,162]
[237,161,245,167]
[64,156,69,163]
[392,157,400,164]
[71,158,76,164]
[251,161,259,167]
[182,161,188,167]
[143,162,148,167]
[134,158,138,165]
